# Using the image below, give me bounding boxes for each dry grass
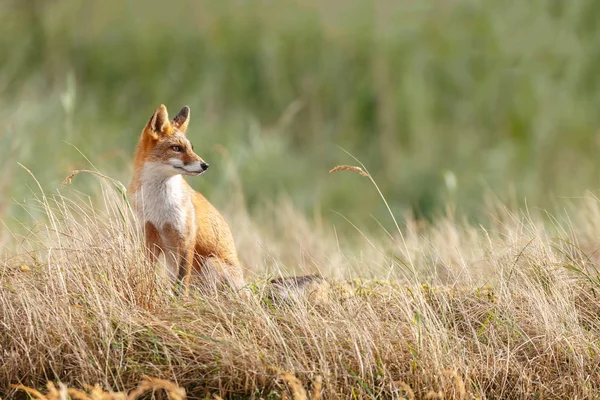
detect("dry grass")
[12,376,185,400]
[329,165,369,177]
[2,172,600,399]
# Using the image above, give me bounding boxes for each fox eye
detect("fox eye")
[171,145,183,152]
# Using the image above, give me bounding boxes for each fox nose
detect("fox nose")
[200,162,209,171]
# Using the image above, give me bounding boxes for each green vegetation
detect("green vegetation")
[3,0,600,228]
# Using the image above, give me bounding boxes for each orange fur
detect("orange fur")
[130,105,244,294]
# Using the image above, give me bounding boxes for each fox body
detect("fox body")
[130,104,244,292]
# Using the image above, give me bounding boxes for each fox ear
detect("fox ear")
[146,104,171,138]
[172,106,190,133]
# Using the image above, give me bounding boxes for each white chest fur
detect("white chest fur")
[134,163,190,234]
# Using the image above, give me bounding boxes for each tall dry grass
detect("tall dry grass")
[1,169,600,398]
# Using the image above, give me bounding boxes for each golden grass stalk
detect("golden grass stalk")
[310,375,322,400]
[329,165,369,177]
[11,377,186,400]
[330,151,416,274]
[443,370,466,400]
[272,367,308,400]
[394,381,415,400]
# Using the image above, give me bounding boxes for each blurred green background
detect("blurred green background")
[2,0,600,232]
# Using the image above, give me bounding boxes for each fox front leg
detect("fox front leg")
[176,245,194,295]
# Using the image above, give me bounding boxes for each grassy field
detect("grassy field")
[3,0,600,398]
[2,173,600,399]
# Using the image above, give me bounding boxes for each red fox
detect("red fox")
[130,104,244,293]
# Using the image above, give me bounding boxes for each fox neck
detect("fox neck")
[134,161,192,234]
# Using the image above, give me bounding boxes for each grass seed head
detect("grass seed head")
[329,165,369,177]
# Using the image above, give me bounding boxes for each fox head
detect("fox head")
[135,104,209,177]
